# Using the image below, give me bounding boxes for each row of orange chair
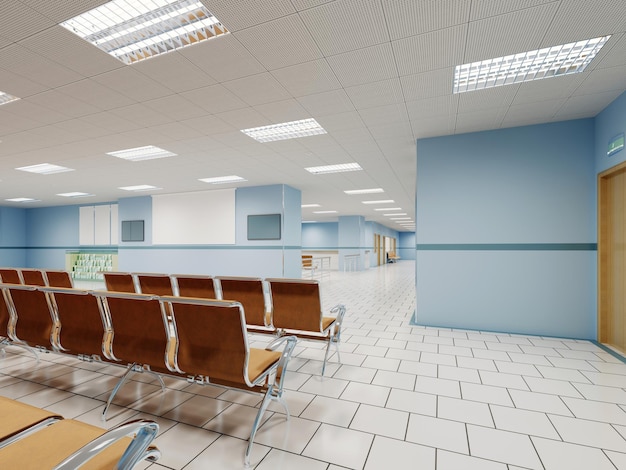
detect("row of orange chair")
[103,272,346,375]
[0,283,298,467]
[0,267,73,288]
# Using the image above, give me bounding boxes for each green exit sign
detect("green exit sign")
[608,133,624,157]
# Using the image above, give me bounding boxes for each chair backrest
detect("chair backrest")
[173,275,217,299]
[136,274,174,296]
[217,277,269,327]
[302,255,313,268]
[103,272,136,293]
[266,278,324,332]
[44,270,74,288]
[3,284,55,349]
[43,287,109,358]
[98,292,170,372]
[20,269,46,286]
[165,297,249,386]
[0,269,22,284]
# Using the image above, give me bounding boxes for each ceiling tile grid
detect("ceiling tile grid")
[326,43,398,88]
[382,0,471,40]
[271,59,342,97]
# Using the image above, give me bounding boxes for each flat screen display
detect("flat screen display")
[247,214,281,240]
[121,220,145,242]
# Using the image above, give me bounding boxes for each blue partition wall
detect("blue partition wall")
[415,119,597,339]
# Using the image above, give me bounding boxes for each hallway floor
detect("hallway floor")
[2,261,626,469]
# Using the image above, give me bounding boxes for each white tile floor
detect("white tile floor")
[2,261,626,469]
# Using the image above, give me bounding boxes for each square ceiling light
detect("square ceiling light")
[199,175,246,184]
[60,0,228,65]
[305,163,362,175]
[454,35,611,93]
[107,145,176,161]
[0,91,19,106]
[242,118,327,143]
[16,163,74,175]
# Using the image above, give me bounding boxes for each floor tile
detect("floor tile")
[420,351,457,367]
[298,375,349,399]
[361,356,401,371]
[300,395,359,426]
[573,382,626,405]
[154,422,221,470]
[385,388,437,416]
[479,370,529,390]
[349,403,409,439]
[436,450,507,470]
[438,396,494,427]
[524,376,584,398]
[460,382,513,407]
[490,404,559,439]
[467,424,542,469]
[562,396,626,426]
[371,369,416,390]
[163,394,231,427]
[536,365,592,383]
[255,449,328,470]
[438,364,481,384]
[415,376,461,399]
[532,436,618,470]
[184,434,268,470]
[457,356,498,371]
[494,360,541,377]
[254,414,321,454]
[405,414,468,454]
[364,435,434,470]
[340,381,390,406]
[302,424,374,470]
[203,402,273,440]
[549,414,626,452]
[509,389,572,416]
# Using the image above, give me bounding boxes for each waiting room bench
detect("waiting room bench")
[0,396,159,469]
[0,283,298,468]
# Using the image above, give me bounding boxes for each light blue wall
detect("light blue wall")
[398,232,416,260]
[415,119,597,339]
[338,215,366,270]
[118,185,301,278]
[24,205,79,269]
[595,91,626,173]
[0,207,26,267]
[302,222,338,249]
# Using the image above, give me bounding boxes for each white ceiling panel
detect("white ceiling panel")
[299,0,389,55]
[464,3,560,62]
[203,0,296,32]
[0,0,624,227]
[180,35,265,83]
[326,43,398,88]
[297,89,356,116]
[180,84,248,114]
[392,26,467,76]
[234,14,322,70]
[383,0,471,40]
[344,78,405,110]
[222,73,292,106]
[271,59,341,97]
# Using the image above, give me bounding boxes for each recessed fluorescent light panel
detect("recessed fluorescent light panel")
[374,207,401,211]
[384,213,407,216]
[344,188,384,195]
[242,118,326,143]
[60,0,228,65]
[107,145,176,162]
[119,185,160,191]
[6,198,38,203]
[199,175,246,184]
[313,210,338,214]
[57,192,94,198]
[0,91,19,106]
[362,200,394,205]
[453,35,611,93]
[391,217,411,220]
[305,163,362,175]
[16,163,74,175]
[301,204,321,208]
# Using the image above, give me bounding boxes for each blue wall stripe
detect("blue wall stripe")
[416,243,597,251]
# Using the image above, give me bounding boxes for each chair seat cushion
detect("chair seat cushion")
[247,348,282,383]
[0,397,61,442]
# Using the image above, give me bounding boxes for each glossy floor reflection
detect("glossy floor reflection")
[2,261,626,469]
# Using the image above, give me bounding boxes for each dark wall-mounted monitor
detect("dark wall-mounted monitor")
[247,214,281,240]
[121,220,145,242]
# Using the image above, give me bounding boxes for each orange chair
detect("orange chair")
[44,270,74,288]
[217,276,273,333]
[18,269,46,286]
[103,272,136,293]
[135,273,174,296]
[172,274,217,299]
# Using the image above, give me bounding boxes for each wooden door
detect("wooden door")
[598,161,626,352]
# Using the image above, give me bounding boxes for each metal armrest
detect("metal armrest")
[330,304,346,338]
[53,419,160,470]
[264,335,297,391]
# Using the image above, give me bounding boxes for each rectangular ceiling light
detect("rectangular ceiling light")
[16,163,74,175]
[107,145,176,162]
[301,204,321,208]
[362,199,394,205]
[60,0,228,65]
[374,207,401,211]
[119,184,161,191]
[384,213,407,216]
[242,118,327,143]
[454,35,611,93]
[313,210,338,214]
[199,175,246,184]
[6,198,38,203]
[344,188,384,195]
[305,163,362,175]
[57,192,94,198]
[0,91,19,106]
